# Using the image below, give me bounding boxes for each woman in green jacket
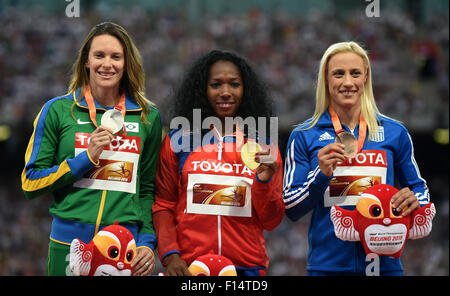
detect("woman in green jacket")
[21,22,161,276]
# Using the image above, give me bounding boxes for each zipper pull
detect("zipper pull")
[218,141,223,161]
[211,125,223,161]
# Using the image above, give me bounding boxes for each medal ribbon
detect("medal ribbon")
[84,85,127,136]
[328,106,367,154]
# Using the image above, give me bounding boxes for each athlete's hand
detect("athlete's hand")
[255,151,278,182]
[317,143,346,177]
[164,253,191,276]
[390,187,420,216]
[131,247,155,276]
[87,125,113,163]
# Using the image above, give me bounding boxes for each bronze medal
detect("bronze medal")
[335,131,358,158]
[328,106,367,158]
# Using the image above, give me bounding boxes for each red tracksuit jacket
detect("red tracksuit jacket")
[152,128,284,273]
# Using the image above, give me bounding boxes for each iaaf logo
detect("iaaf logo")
[76,133,141,153]
[191,160,253,176]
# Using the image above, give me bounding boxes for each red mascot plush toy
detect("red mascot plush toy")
[188,254,237,276]
[330,184,435,258]
[159,254,237,276]
[69,221,136,276]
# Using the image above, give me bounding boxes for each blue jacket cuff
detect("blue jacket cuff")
[66,150,96,178]
[255,173,272,184]
[161,250,181,265]
[136,233,157,251]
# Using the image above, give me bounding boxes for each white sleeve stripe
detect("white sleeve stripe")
[282,141,291,189]
[283,165,320,198]
[307,168,318,178]
[417,190,430,204]
[283,165,320,205]
[416,189,429,198]
[287,139,295,188]
[285,192,309,209]
[406,132,430,202]
[283,139,296,191]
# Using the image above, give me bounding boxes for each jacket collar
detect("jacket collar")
[72,87,142,111]
[315,109,385,128]
[316,109,333,127]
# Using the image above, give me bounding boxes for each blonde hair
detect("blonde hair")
[304,41,381,140]
[68,22,154,123]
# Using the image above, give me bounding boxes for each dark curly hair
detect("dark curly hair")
[171,50,273,129]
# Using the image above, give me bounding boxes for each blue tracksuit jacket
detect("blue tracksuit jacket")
[283,110,430,274]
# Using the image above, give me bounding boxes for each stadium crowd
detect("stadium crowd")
[0,4,448,275]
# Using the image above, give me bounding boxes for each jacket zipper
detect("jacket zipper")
[210,125,231,254]
[211,126,224,161]
[217,141,223,161]
[217,215,222,255]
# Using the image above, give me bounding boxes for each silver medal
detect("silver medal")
[101,109,124,134]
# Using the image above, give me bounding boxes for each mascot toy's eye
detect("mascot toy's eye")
[356,195,384,219]
[108,245,120,259]
[391,207,402,217]
[126,250,134,262]
[369,204,382,217]
[125,239,136,263]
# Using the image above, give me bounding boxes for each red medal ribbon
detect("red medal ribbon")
[328,106,367,154]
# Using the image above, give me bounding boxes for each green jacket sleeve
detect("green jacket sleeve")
[135,107,162,250]
[21,98,96,199]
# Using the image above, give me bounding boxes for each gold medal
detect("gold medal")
[241,141,262,170]
[101,109,124,134]
[335,131,358,158]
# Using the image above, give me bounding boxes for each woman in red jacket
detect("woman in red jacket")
[153,50,285,276]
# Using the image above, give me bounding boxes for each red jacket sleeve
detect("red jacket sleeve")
[152,134,181,263]
[251,148,285,231]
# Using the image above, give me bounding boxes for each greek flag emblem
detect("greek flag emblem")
[373,126,384,142]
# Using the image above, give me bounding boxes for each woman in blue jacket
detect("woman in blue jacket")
[283,41,430,275]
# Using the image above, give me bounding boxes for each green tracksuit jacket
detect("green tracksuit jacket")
[21,88,161,251]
